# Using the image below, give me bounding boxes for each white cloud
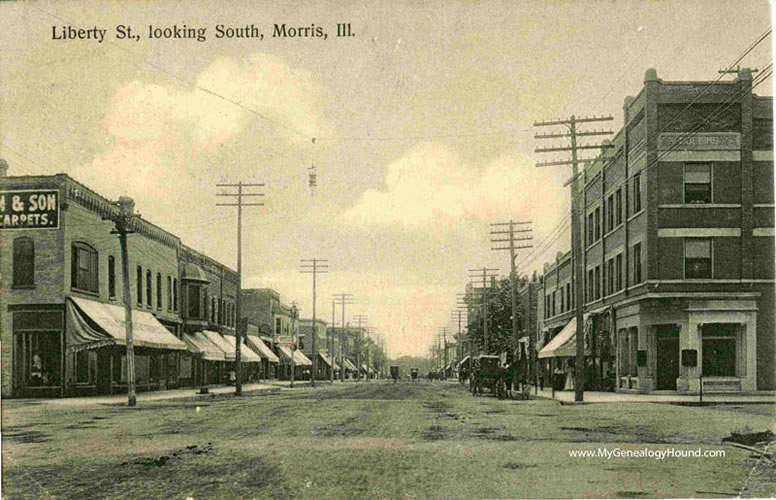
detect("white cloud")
[341,142,568,233]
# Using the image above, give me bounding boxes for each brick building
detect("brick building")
[1,171,257,397]
[537,68,774,393]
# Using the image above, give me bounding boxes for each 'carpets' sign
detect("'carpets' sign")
[0,190,59,230]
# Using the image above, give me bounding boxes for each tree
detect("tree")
[465,276,526,361]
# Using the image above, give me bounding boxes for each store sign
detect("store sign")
[0,190,60,230]
[658,132,740,151]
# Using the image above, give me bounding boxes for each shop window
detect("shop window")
[21,331,61,387]
[685,238,712,279]
[702,324,737,377]
[633,172,642,213]
[146,269,152,307]
[71,242,99,293]
[108,256,116,299]
[684,163,711,204]
[633,243,642,284]
[13,237,35,287]
[75,350,97,385]
[136,266,142,305]
[616,188,623,226]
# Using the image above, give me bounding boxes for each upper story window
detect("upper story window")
[275,317,282,335]
[187,283,203,319]
[146,269,152,308]
[632,172,642,213]
[616,189,623,226]
[71,242,98,293]
[211,297,216,323]
[156,273,162,310]
[685,238,712,279]
[594,207,601,241]
[173,278,179,311]
[108,256,116,299]
[13,237,34,287]
[633,242,643,284]
[684,163,712,204]
[167,276,172,311]
[607,194,615,232]
[136,266,143,305]
[587,213,594,246]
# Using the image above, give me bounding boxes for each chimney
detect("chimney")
[118,196,135,217]
[0,158,9,177]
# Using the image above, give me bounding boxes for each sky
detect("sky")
[1,0,772,357]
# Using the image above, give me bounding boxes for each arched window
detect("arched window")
[71,242,98,293]
[13,237,34,286]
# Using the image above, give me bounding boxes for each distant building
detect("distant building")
[537,68,774,393]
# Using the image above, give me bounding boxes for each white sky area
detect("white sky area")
[1,0,772,357]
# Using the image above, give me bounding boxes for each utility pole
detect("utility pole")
[301,259,328,387]
[217,181,264,396]
[456,293,473,361]
[438,327,451,377]
[535,114,613,402]
[107,197,137,406]
[333,293,353,381]
[353,314,368,380]
[469,268,499,354]
[451,309,467,363]
[491,220,533,388]
[330,300,336,383]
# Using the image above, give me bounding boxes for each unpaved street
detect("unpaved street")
[2,382,774,499]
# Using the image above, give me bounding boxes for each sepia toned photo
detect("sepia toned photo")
[0,1,774,498]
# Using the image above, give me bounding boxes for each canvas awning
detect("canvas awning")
[318,353,340,370]
[246,335,280,363]
[66,297,186,354]
[220,334,262,363]
[360,364,368,373]
[343,359,358,372]
[183,331,226,361]
[202,330,236,361]
[277,346,313,366]
[538,315,590,359]
[459,355,471,368]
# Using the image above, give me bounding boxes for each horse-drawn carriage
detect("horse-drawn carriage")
[410,368,419,381]
[470,355,507,398]
[390,365,400,383]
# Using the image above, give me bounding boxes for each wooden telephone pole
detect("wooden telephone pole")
[301,259,328,387]
[353,314,368,380]
[534,114,613,402]
[491,220,533,386]
[217,181,264,395]
[108,196,137,406]
[468,268,499,354]
[333,293,353,381]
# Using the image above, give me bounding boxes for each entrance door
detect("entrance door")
[656,325,680,390]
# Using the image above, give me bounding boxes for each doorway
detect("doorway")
[655,325,680,390]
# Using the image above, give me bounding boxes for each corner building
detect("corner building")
[538,68,774,393]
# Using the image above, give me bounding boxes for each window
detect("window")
[633,243,642,284]
[75,350,97,385]
[629,328,638,377]
[616,253,623,291]
[13,237,34,286]
[684,163,711,204]
[607,195,614,232]
[146,269,152,307]
[685,238,712,279]
[633,172,642,213]
[587,213,594,246]
[71,242,98,293]
[608,259,615,296]
[211,297,216,323]
[108,256,116,299]
[702,324,737,377]
[594,266,601,300]
[187,283,202,319]
[173,278,179,311]
[156,273,162,310]
[595,207,601,241]
[137,266,143,305]
[616,189,623,226]
[167,276,172,311]
[566,283,572,310]
[587,270,594,302]
[275,317,282,335]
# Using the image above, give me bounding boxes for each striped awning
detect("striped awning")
[277,346,312,366]
[220,334,262,363]
[183,331,226,361]
[246,335,280,363]
[202,331,236,361]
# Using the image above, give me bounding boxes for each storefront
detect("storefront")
[182,331,227,386]
[64,296,186,396]
[277,345,312,380]
[246,333,279,379]
[220,334,262,383]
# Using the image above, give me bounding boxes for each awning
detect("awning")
[246,335,279,363]
[202,330,236,361]
[183,331,226,361]
[343,359,358,372]
[221,334,262,363]
[277,346,313,366]
[318,353,340,370]
[538,315,591,359]
[360,364,368,373]
[66,297,186,354]
[459,355,471,368]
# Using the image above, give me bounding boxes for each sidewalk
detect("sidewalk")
[529,386,776,404]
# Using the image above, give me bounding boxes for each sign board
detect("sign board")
[0,189,59,230]
[657,132,740,151]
